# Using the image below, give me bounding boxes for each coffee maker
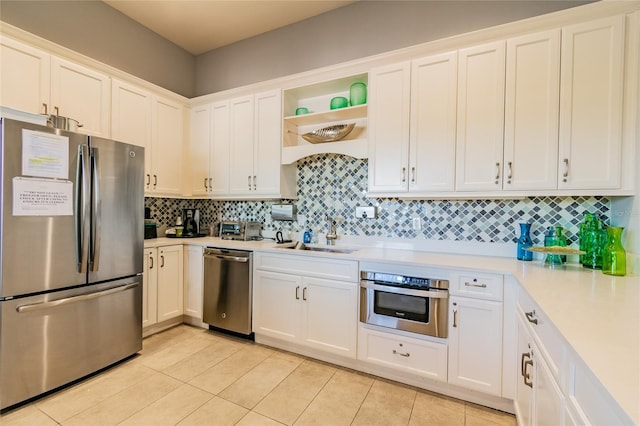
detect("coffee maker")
[182,208,200,237]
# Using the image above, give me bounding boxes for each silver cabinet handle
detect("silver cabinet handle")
[393,349,410,357]
[495,162,500,183]
[521,351,533,388]
[525,310,538,325]
[149,255,154,269]
[465,280,487,288]
[453,302,458,328]
[295,286,300,300]
[507,161,513,184]
[17,283,138,313]
[153,174,158,188]
[401,167,406,183]
[204,178,208,190]
[410,167,416,184]
[303,287,307,301]
[160,255,165,268]
[562,158,569,182]
[209,178,213,190]
[253,175,257,190]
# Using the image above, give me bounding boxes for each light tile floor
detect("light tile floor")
[1,325,517,426]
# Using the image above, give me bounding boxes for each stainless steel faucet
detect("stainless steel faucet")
[325,216,337,245]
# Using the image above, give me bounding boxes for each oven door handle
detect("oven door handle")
[360,281,449,299]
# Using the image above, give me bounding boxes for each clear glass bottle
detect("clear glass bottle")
[516,223,533,261]
[602,226,626,276]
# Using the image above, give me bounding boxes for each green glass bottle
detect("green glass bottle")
[602,226,626,276]
[578,212,595,265]
[582,216,606,269]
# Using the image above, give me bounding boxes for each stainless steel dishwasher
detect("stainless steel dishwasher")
[203,247,253,336]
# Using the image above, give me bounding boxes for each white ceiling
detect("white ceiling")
[103,0,356,55]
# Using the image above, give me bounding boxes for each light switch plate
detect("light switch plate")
[355,206,376,219]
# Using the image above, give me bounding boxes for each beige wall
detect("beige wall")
[0,0,196,97]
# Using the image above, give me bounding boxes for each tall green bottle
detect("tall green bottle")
[602,226,626,276]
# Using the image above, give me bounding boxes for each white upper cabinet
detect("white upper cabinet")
[367,62,411,193]
[504,30,560,191]
[210,100,231,196]
[455,41,506,192]
[410,52,458,193]
[50,57,111,137]
[151,96,184,196]
[0,36,50,114]
[229,95,256,195]
[111,78,152,148]
[190,103,213,197]
[558,15,625,190]
[253,90,285,196]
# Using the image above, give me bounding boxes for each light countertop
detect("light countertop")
[145,236,640,423]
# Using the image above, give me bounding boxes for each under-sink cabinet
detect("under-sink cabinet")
[142,245,184,334]
[252,252,358,359]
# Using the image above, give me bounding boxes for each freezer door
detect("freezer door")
[88,136,144,283]
[0,119,87,298]
[0,277,142,410]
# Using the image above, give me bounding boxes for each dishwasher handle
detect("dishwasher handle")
[204,248,252,263]
[206,254,249,263]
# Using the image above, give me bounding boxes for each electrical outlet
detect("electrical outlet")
[412,217,421,230]
[355,206,376,219]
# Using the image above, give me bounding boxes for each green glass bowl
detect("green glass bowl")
[330,96,348,110]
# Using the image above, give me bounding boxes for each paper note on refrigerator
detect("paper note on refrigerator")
[12,177,73,216]
[21,129,69,179]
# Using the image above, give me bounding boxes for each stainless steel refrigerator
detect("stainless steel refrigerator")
[0,118,144,410]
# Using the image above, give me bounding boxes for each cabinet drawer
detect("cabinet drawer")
[452,272,503,301]
[358,327,447,381]
[518,289,565,385]
[254,252,358,282]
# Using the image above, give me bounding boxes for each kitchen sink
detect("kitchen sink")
[274,242,357,254]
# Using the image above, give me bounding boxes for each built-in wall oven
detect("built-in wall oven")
[360,270,449,338]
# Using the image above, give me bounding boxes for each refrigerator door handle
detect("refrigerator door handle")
[90,146,101,272]
[75,144,91,273]
[16,283,138,313]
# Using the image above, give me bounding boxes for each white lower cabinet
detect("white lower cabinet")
[357,326,447,381]
[183,245,204,323]
[252,253,358,359]
[448,295,503,395]
[143,245,184,329]
[515,311,565,426]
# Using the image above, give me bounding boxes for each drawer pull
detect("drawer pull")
[464,281,487,288]
[393,349,410,357]
[295,286,300,300]
[525,310,538,325]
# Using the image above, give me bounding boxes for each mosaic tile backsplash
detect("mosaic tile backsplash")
[145,154,609,246]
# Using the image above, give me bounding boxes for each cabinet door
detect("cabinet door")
[0,37,50,114]
[151,96,184,195]
[183,245,204,320]
[190,104,212,197]
[228,95,255,195]
[367,62,411,193]
[533,348,565,426]
[210,100,231,196]
[111,79,152,148]
[515,314,533,426]
[253,90,282,195]
[504,30,560,191]
[142,248,158,328]
[253,270,302,342]
[157,245,184,322]
[410,52,457,193]
[50,57,110,137]
[448,296,503,395]
[455,41,506,191]
[559,15,624,190]
[302,277,357,358]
